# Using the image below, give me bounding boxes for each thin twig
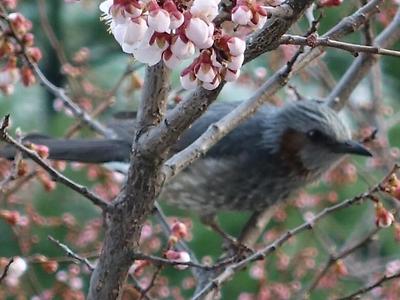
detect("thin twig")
[48,236,94,271]
[280,35,400,57]
[337,270,400,300]
[303,227,380,297]
[0,115,109,210]
[0,257,14,284]
[0,10,115,139]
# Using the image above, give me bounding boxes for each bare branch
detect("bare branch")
[327,9,400,111]
[0,257,14,284]
[0,10,115,139]
[303,227,380,297]
[48,236,95,271]
[338,270,400,300]
[0,116,109,210]
[280,34,400,57]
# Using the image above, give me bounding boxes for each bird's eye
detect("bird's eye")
[307,129,325,141]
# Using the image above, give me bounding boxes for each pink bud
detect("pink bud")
[375,202,395,228]
[231,6,253,25]
[319,0,343,7]
[165,250,191,269]
[171,221,188,239]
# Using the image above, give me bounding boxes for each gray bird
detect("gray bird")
[0,100,371,217]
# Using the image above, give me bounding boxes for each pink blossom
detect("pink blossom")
[185,17,210,47]
[227,37,246,56]
[148,1,171,33]
[165,250,191,269]
[163,0,184,29]
[202,75,220,90]
[224,68,240,82]
[111,17,148,53]
[8,257,27,279]
[190,0,220,22]
[132,31,167,66]
[375,202,394,228]
[195,63,216,82]
[163,50,181,68]
[227,53,244,70]
[231,5,253,25]
[180,71,198,89]
[171,36,195,59]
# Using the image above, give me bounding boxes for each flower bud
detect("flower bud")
[231,5,253,25]
[0,210,20,225]
[319,0,343,7]
[375,202,395,228]
[334,259,348,276]
[165,250,191,269]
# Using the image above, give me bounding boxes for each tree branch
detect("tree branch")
[280,34,400,57]
[327,9,400,111]
[0,257,14,284]
[0,115,109,210]
[48,236,95,271]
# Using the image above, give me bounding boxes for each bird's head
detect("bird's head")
[269,100,372,178]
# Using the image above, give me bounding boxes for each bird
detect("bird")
[0,100,371,218]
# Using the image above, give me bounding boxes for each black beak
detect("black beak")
[334,140,373,157]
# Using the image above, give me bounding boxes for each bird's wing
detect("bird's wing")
[171,102,275,158]
[107,102,275,158]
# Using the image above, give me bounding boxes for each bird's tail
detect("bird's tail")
[0,134,132,163]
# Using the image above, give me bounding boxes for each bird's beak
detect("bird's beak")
[334,140,373,157]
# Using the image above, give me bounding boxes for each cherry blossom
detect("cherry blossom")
[99,0,274,90]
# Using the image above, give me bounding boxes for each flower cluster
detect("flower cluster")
[0,11,42,94]
[100,0,280,90]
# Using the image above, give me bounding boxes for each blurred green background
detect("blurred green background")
[1,0,400,299]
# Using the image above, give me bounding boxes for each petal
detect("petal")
[227,54,244,70]
[185,18,209,47]
[133,45,163,66]
[99,0,113,14]
[148,9,171,33]
[228,37,246,56]
[180,73,198,89]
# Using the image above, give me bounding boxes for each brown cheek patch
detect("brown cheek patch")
[279,128,311,177]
